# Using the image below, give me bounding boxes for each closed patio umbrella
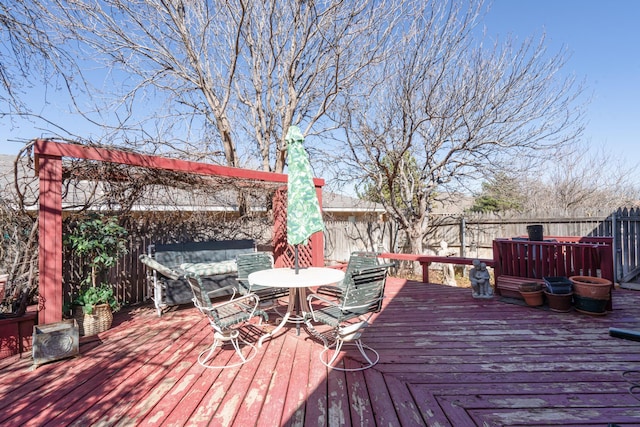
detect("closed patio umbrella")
[285,126,324,273]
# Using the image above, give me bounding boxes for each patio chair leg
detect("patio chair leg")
[326,339,344,367]
[355,340,379,368]
[231,337,247,362]
[198,337,222,367]
[320,339,380,372]
[198,330,258,369]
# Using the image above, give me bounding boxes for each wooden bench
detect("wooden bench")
[378,253,495,284]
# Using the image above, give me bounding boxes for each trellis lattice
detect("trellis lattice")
[273,187,315,268]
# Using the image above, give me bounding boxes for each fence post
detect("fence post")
[460,216,466,258]
[612,210,619,282]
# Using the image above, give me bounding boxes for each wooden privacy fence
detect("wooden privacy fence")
[325,208,640,284]
[428,207,640,283]
[323,220,392,263]
[63,212,273,311]
[64,207,640,309]
[613,207,640,282]
[428,210,614,257]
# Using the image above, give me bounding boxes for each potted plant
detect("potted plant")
[73,284,121,315]
[65,214,128,336]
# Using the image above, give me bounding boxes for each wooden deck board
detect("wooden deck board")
[363,367,401,426]
[343,361,375,426]
[235,332,286,426]
[2,278,640,426]
[282,334,312,426]
[303,336,330,427]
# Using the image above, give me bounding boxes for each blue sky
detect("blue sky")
[2,0,639,175]
[481,0,640,172]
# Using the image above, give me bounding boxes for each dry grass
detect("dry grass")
[395,267,475,288]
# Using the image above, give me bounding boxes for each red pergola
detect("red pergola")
[34,140,324,324]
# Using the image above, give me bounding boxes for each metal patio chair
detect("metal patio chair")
[186,273,268,369]
[316,251,381,298]
[307,262,394,371]
[236,252,289,310]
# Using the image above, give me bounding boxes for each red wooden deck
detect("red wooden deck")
[2,278,640,426]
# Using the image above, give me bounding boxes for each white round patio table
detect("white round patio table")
[249,267,345,346]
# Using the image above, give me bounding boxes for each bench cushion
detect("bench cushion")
[181,260,238,276]
[153,239,255,268]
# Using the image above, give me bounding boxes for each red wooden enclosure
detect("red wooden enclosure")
[492,236,614,282]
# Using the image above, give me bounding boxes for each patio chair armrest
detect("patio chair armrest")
[212,293,261,315]
[307,292,340,307]
[342,295,384,312]
[231,293,264,320]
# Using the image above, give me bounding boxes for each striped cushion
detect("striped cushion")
[181,260,238,276]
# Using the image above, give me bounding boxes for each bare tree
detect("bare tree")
[0,1,81,128]
[0,148,40,314]
[334,0,586,257]
[3,0,397,173]
[520,144,640,213]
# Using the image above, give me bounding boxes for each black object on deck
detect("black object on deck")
[609,327,640,342]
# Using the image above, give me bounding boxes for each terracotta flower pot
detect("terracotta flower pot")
[544,291,573,312]
[574,295,608,315]
[520,289,544,307]
[569,276,612,300]
[519,282,543,293]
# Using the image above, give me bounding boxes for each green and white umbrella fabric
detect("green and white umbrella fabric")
[285,126,324,272]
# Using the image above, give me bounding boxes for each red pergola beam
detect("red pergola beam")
[33,139,324,324]
[34,139,324,186]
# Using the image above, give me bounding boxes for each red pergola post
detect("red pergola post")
[311,186,324,266]
[37,154,63,324]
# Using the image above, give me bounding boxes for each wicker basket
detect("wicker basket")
[0,273,7,302]
[72,303,113,336]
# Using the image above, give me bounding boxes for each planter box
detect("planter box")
[32,319,79,367]
[543,276,573,294]
[496,276,545,299]
[0,308,38,360]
